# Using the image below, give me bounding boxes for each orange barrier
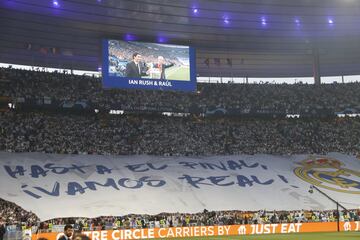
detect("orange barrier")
[32,221,360,240]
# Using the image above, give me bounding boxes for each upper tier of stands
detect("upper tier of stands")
[1,67,359,115]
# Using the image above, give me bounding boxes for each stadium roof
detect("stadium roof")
[1,0,360,77]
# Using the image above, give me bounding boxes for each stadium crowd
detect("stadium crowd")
[109,41,184,66]
[1,111,360,156]
[1,67,360,155]
[1,197,359,231]
[43,209,360,230]
[0,199,39,228]
[44,209,360,231]
[1,67,360,234]
[1,67,360,113]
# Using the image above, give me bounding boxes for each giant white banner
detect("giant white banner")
[0,152,359,220]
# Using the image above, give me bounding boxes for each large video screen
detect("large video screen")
[102,40,196,92]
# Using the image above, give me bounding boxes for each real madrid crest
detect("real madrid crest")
[294,155,360,194]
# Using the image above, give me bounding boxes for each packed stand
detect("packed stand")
[0,199,39,228]
[1,195,359,231]
[1,111,360,156]
[40,209,359,231]
[1,67,360,113]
